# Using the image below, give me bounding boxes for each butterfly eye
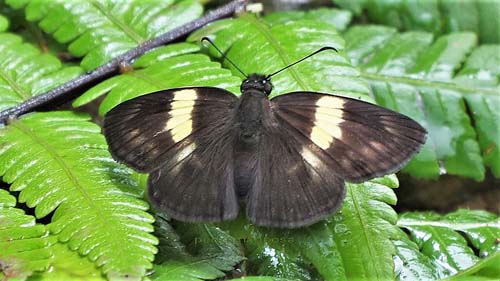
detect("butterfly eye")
[264,81,272,94]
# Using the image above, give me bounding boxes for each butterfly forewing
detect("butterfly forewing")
[103,87,240,221]
[103,88,237,172]
[272,92,427,182]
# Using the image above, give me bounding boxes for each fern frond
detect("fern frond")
[331,176,400,279]
[229,277,294,281]
[73,42,241,115]
[0,111,158,278]
[397,209,500,279]
[0,189,51,279]
[333,0,499,43]
[0,15,8,31]
[456,45,500,179]
[30,241,105,281]
[151,261,227,281]
[393,235,440,280]
[448,251,500,281]
[264,8,353,32]
[233,219,336,280]
[0,29,82,111]
[78,15,366,113]
[150,216,244,281]
[242,239,314,280]
[174,222,244,272]
[7,0,203,70]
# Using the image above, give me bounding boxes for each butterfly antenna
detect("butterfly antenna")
[266,47,338,79]
[201,37,247,78]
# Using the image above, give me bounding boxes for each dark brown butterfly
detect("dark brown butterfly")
[103,40,426,228]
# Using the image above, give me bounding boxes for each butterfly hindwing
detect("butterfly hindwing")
[245,119,346,228]
[147,122,239,222]
[103,87,240,222]
[271,92,427,182]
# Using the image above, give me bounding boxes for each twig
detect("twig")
[0,0,248,124]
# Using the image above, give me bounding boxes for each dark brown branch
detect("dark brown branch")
[0,0,247,124]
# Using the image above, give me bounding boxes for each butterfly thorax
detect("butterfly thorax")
[236,74,276,145]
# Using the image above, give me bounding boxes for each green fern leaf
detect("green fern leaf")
[73,42,241,115]
[333,0,500,43]
[243,242,313,280]
[447,251,500,281]
[150,215,244,281]
[397,209,500,279]
[7,0,203,70]
[393,234,440,280]
[0,111,158,278]
[455,45,500,88]
[229,277,295,281]
[0,15,8,31]
[174,223,244,272]
[0,29,83,111]
[216,216,321,280]
[30,239,105,281]
[150,261,227,281]
[0,189,51,279]
[331,177,400,279]
[264,8,353,32]
[455,45,500,178]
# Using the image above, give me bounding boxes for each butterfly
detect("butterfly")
[103,40,427,228]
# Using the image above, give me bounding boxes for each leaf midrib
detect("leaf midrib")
[397,219,500,230]
[0,68,31,101]
[161,258,220,276]
[203,224,225,253]
[131,71,169,89]
[423,226,462,271]
[11,121,102,219]
[91,1,145,44]
[243,15,309,90]
[349,186,385,279]
[361,72,498,96]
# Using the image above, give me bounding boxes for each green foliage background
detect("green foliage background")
[0,1,499,280]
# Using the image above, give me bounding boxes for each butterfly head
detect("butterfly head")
[241,74,273,96]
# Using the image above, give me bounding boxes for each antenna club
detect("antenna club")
[267,46,340,78]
